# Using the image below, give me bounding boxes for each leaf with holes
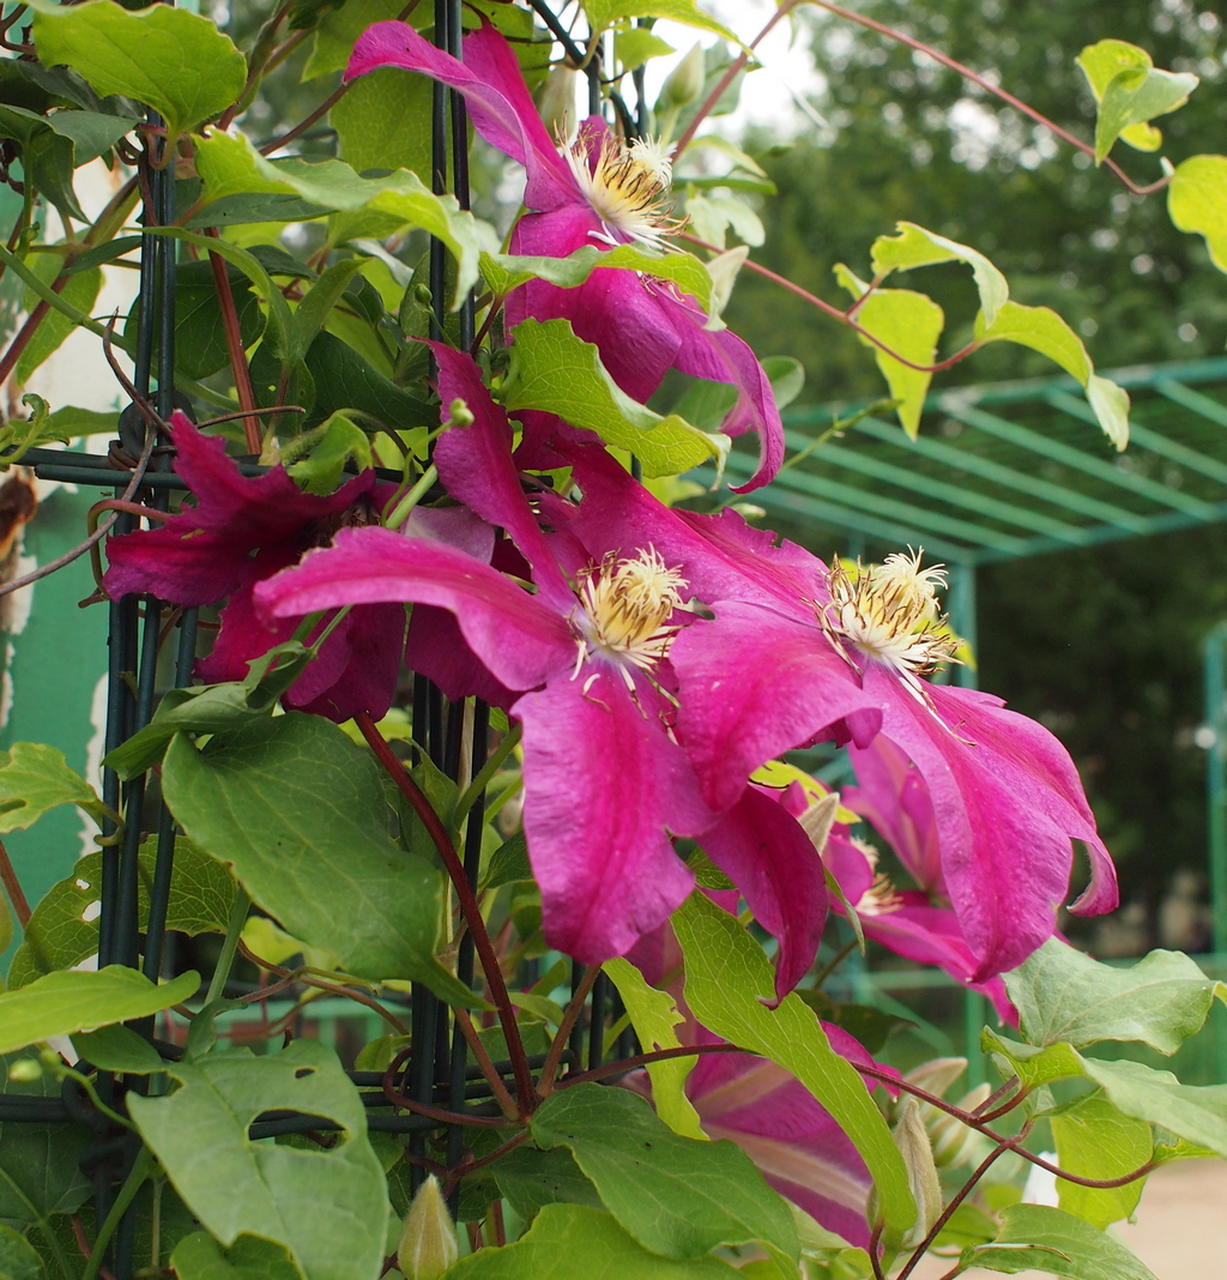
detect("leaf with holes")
[129,1041,386,1280]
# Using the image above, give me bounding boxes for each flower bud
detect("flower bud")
[7,1058,43,1084]
[397,1175,459,1280]
[536,65,578,138]
[928,1083,991,1168]
[448,397,474,429]
[659,43,706,109]
[893,1096,942,1247]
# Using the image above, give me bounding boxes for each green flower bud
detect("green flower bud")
[659,43,706,110]
[536,65,578,138]
[397,1175,458,1280]
[929,1082,992,1168]
[448,397,475,428]
[893,1096,942,1247]
[7,1058,43,1084]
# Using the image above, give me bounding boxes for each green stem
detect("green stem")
[450,723,522,831]
[383,463,438,532]
[82,1148,155,1280]
[204,887,251,1007]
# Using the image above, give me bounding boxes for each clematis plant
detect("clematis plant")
[1,3,1224,1279]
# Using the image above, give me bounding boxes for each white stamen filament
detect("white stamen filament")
[562,132,680,250]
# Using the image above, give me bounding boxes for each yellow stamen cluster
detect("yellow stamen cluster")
[821,548,959,683]
[573,547,688,682]
[563,132,680,250]
[850,839,903,917]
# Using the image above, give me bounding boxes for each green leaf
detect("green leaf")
[194,130,497,308]
[500,319,729,478]
[581,1,737,44]
[128,1041,387,1280]
[0,1051,91,1234]
[603,956,704,1140]
[303,0,407,79]
[480,244,714,313]
[16,256,101,382]
[28,0,246,137]
[302,330,434,430]
[962,1203,1158,1278]
[0,1225,43,1280]
[0,104,131,222]
[0,742,109,834]
[171,1232,305,1280]
[448,1203,744,1277]
[480,832,533,891]
[1168,154,1227,274]
[125,258,266,382]
[834,264,942,439]
[973,301,1130,449]
[105,683,275,781]
[8,836,238,987]
[871,221,1009,328]
[492,1145,603,1222]
[1076,40,1196,162]
[673,893,914,1233]
[161,714,477,1003]
[0,396,72,465]
[332,67,432,177]
[616,28,676,71]
[72,1024,168,1075]
[284,412,373,494]
[0,967,198,1055]
[530,1084,798,1262]
[1004,938,1224,1052]
[1050,1092,1150,1229]
[291,258,370,361]
[982,1030,1227,1160]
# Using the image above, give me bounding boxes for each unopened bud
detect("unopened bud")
[902,1057,967,1104]
[928,1082,993,1167]
[705,245,749,318]
[397,1176,458,1280]
[448,397,474,428]
[894,1097,942,1247]
[7,1059,42,1084]
[659,43,706,109]
[536,65,578,138]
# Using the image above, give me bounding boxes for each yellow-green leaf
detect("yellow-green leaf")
[871,221,1009,328]
[1076,39,1197,162]
[973,301,1130,449]
[1168,154,1227,273]
[581,0,737,44]
[834,263,943,439]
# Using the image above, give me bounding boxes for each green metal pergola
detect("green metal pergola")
[720,355,1227,1069]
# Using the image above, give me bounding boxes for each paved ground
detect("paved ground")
[908,1159,1227,1279]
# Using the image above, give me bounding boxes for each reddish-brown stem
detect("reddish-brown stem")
[0,838,31,927]
[204,229,261,452]
[446,1130,530,1185]
[382,1043,508,1130]
[260,83,350,156]
[672,0,802,160]
[490,1199,507,1247]
[354,711,537,1114]
[237,940,411,1036]
[558,1039,752,1089]
[683,231,981,374]
[537,965,600,1095]
[854,1062,1156,1190]
[867,1223,887,1280]
[454,1008,519,1121]
[0,277,69,387]
[807,0,1171,197]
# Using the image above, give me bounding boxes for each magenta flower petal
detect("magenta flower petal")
[515,669,708,961]
[428,342,572,608]
[345,21,576,210]
[255,526,575,694]
[858,670,1118,978]
[699,786,827,1001]
[670,601,880,811]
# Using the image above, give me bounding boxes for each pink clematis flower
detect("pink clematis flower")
[101,412,489,722]
[344,20,783,491]
[557,451,1118,980]
[254,351,825,989]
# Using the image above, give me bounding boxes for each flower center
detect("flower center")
[573,547,688,679]
[850,839,903,917]
[563,132,678,250]
[821,548,959,682]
